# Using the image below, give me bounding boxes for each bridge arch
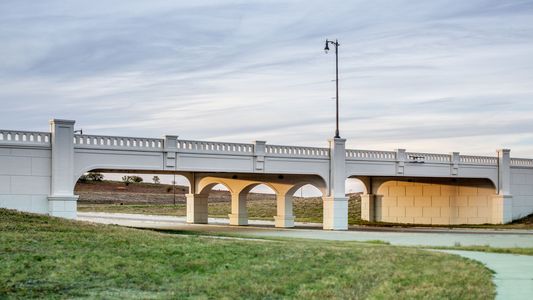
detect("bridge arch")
[197,180,234,195]
[346,176,370,195]
[286,180,327,198]
[75,168,192,190]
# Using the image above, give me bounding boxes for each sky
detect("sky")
[1,0,533,160]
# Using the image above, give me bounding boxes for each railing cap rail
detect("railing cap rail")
[0,129,50,135]
[346,149,396,156]
[177,139,253,146]
[406,151,450,156]
[267,144,329,150]
[74,134,163,141]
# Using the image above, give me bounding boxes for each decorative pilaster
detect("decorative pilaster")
[396,149,406,175]
[48,119,78,219]
[451,152,460,176]
[254,140,266,171]
[164,135,178,170]
[494,149,513,223]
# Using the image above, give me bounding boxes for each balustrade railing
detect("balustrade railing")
[460,155,498,165]
[2,129,530,167]
[511,158,533,167]
[265,145,329,158]
[406,152,451,163]
[0,130,50,146]
[346,149,396,160]
[177,140,253,154]
[74,134,163,150]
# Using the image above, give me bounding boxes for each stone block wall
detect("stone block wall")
[0,147,51,214]
[372,178,498,225]
[510,167,533,220]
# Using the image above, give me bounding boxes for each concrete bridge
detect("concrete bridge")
[1,119,533,230]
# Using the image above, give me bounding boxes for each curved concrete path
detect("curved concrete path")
[79,212,533,248]
[79,212,533,300]
[435,250,533,300]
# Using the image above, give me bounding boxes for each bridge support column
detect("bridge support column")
[493,149,513,224]
[323,138,348,230]
[229,193,248,225]
[274,194,294,228]
[361,194,375,222]
[186,194,208,224]
[48,119,78,219]
[323,196,348,230]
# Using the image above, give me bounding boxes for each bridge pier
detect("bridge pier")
[186,194,208,224]
[360,194,375,222]
[323,196,348,230]
[274,194,294,228]
[229,192,248,226]
[323,138,349,230]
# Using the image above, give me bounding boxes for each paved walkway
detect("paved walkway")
[79,212,533,247]
[435,250,533,300]
[79,212,533,300]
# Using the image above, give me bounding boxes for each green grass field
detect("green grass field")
[0,209,495,299]
[78,196,363,224]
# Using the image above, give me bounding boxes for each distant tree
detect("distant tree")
[152,176,160,184]
[122,175,133,186]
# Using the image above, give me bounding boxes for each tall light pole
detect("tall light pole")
[324,39,340,138]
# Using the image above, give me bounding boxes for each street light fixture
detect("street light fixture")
[324,39,340,138]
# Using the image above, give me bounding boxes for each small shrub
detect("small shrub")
[152,176,160,184]
[78,175,89,183]
[131,176,143,183]
[122,175,143,186]
[87,172,104,181]
[79,172,104,183]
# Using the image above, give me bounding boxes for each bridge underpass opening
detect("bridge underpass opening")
[290,184,323,225]
[245,184,276,223]
[360,177,499,225]
[186,174,330,228]
[204,183,232,221]
[75,171,191,216]
[346,178,367,225]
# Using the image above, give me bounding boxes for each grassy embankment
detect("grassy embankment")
[0,209,495,299]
